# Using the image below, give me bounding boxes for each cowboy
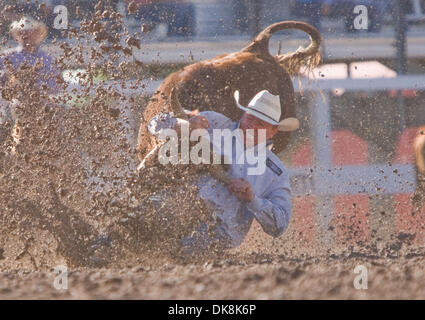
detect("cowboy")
[0,16,60,145]
[147,89,299,256]
[0,16,60,93]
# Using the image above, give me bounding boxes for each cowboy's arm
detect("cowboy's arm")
[148,110,231,137]
[197,111,234,130]
[245,176,292,238]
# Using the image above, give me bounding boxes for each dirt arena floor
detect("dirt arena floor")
[2,246,425,300]
[1,218,425,300]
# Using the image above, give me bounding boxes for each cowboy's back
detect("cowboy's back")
[148,110,293,253]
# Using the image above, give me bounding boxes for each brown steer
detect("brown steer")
[137,21,322,161]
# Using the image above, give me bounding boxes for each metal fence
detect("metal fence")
[288,75,425,245]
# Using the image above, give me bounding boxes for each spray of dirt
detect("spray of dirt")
[0,0,219,271]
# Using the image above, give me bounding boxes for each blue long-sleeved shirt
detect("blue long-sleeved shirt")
[0,46,60,91]
[148,111,292,254]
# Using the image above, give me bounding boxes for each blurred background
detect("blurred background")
[1,0,425,40]
[1,0,425,39]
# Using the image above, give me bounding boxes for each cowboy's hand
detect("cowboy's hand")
[189,115,209,131]
[228,178,254,202]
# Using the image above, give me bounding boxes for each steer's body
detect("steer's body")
[137,21,322,161]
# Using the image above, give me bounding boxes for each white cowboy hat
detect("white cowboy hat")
[234,90,299,132]
[10,16,48,45]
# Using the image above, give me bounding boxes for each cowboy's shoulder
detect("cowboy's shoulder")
[265,150,288,179]
[199,111,234,129]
